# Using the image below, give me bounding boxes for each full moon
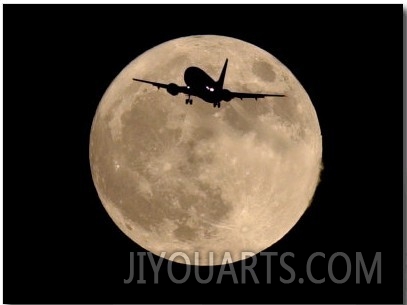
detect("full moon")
[89,35,322,266]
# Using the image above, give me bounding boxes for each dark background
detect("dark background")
[4,4,403,304]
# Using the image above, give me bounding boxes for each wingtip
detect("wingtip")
[268,94,286,98]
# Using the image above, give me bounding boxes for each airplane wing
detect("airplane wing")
[133,78,170,90]
[132,78,189,94]
[229,91,285,100]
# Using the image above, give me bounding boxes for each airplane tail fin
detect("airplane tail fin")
[217,58,228,88]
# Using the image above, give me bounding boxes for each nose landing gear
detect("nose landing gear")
[185,95,193,105]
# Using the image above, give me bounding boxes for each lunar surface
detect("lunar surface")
[89,35,322,265]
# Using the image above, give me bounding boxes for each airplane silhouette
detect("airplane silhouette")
[132,59,285,108]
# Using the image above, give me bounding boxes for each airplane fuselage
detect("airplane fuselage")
[183,66,224,105]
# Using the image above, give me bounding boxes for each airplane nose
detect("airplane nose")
[184,66,212,88]
[184,67,195,85]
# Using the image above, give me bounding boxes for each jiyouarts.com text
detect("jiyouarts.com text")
[124,251,381,284]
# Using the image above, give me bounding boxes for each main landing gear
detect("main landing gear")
[185,95,193,105]
[213,102,221,108]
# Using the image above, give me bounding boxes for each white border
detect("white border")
[1,0,406,4]
[1,2,4,304]
[0,1,404,304]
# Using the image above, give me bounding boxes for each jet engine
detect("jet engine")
[222,89,233,102]
[167,83,180,96]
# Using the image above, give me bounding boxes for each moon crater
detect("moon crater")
[252,60,276,82]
